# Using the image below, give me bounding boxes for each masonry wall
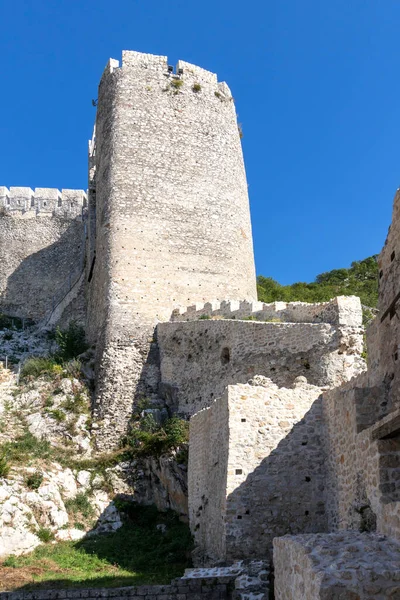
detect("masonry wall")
[323,376,400,543]
[273,532,400,600]
[86,51,257,449]
[0,191,86,321]
[189,380,328,564]
[158,318,364,416]
[0,580,230,600]
[189,393,229,563]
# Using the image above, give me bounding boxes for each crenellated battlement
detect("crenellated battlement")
[0,187,87,219]
[170,295,363,327]
[99,51,232,97]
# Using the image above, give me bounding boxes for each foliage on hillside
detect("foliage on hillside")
[257,256,379,308]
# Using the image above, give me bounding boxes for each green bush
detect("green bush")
[37,527,55,543]
[65,493,95,519]
[61,392,89,415]
[126,417,189,459]
[48,409,66,423]
[21,357,63,381]
[192,82,201,92]
[25,469,43,490]
[3,555,17,567]
[0,453,10,478]
[55,322,88,361]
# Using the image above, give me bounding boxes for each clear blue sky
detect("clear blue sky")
[1,0,399,284]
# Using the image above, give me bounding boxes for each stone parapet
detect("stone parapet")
[158,319,365,416]
[171,296,363,327]
[0,187,87,219]
[273,532,400,599]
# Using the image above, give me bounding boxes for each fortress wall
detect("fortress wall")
[323,377,400,544]
[188,394,230,564]
[0,210,85,321]
[87,51,257,449]
[171,295,362,326]
[0,187,86,219]
[189,381,327,563]
[157,319,365,416]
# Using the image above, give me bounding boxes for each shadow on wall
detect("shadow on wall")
[194,396,329,563]
[0,219,84,322]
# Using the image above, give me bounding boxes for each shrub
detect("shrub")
[238,123,243,139]
[214,91,221,99]
[37,527,55,543]
[65,492,95,519]
[0,453,10,478]
[55,322,88,361]
[126,417,189,458]
[25,469,43,490]
[48,409,66,423]
[63,359,83,379]
[21,357,62,381]
[199,314,210,320]
[170,78,183,90]
[192,83,201,92]
[3,555,17,567]
[61,392,89,415]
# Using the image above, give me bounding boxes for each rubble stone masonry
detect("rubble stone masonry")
[85,51,257,449]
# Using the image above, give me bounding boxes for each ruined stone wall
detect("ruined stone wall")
[323,377,400,543]
[188,393,229,563]
[189,380,328,564]
[158,316,364,416]
[0,191,86,321]
[86,51,257,449]
[273,532,400,599]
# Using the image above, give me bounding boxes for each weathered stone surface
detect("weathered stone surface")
[273,532,400,599]
[189,379,327,564]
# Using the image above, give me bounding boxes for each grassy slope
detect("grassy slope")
[0,505,193,591]
[257,256,379,308]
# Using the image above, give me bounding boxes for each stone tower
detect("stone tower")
[87,51,257,448]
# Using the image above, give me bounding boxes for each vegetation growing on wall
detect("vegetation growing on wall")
[257,256,379,308]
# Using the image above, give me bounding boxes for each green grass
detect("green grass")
[65,493,95,520]
[1,505,193,591]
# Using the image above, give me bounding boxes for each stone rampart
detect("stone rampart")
[0,212,85,321]
[273,532,400,599]
[171,295,362,326]
[158,316,365,416]
[189,380,327,564]
[0,187,87,219]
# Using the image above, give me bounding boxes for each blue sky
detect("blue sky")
[1,0,399,284]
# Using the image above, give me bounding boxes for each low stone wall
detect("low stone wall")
[189,379,327,564]
[158,319,364,416]
[0,564,271,600]
[0,580,229,600]
[273,532,400,599]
